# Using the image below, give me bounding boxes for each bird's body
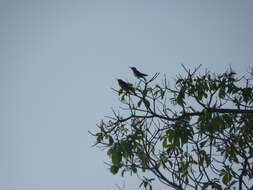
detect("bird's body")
[117,79,133,91]
[130,67,148,79]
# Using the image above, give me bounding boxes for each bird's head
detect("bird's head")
[116,79,123,83]
[130,67,137,71]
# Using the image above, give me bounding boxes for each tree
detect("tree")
[90,65,253,190]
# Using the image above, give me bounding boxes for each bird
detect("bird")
[130,67,148,79]
[117,79,133,92]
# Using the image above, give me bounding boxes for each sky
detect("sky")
[0,0,253,189]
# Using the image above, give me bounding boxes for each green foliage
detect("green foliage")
[92,66,253,190]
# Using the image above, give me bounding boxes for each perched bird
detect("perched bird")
[130,67,148,79]
[117,79,133,91]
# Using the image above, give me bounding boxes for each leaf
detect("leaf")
[160,89,165,99]
[137,100,142,107]
[162,138,167,148]
[96,133,103,142]
[107,148,113,156]
[142,89,148,97]
[200,140,208,148]
[204,154,211,167]
[190,160,198,165]
[110,165,119,174]
[120,95,125,101]
[131,166,137,173]
[143,99,150,108]
[222,173,232,185]
[176,90,185,105]
[120,168,126,176]
[111,150,122,166]
[219,89,225,98]
[109,136,114,145]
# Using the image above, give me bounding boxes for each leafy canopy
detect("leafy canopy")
[91,66,253,190]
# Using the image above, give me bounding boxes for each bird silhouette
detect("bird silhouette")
[130,67,148,79]
[117,79,133,92]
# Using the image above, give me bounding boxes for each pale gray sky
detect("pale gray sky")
[0,0,253,189]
